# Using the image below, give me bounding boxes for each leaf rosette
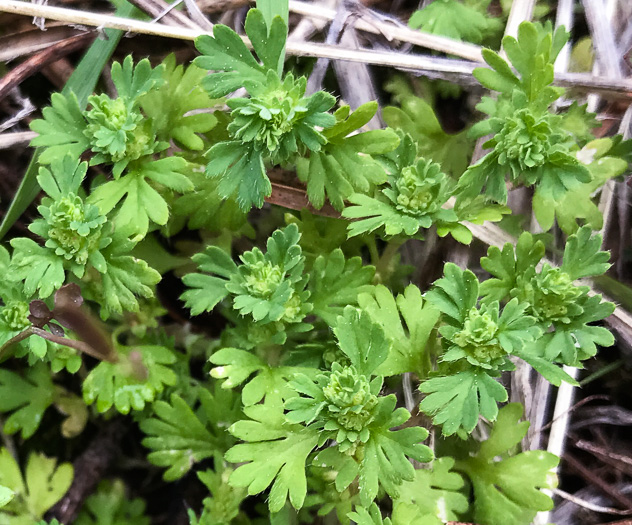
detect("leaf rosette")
[343,133,457,238]
[83,94,163,177]
[225,308,432,512]
[28,159,111,275]
[287,362,381,453]
[195,9,337,210]
[30,56,165,178]
[460,105,590,204]
[226,72,335,164]
[182,224,312,342]
[480,226,614,366]
[514,265,583,324]
[33,192,110,274]
[428,263,540,370]
[420,263,544,435]
[455,22,595,219]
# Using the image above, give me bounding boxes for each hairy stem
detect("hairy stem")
[0,326,118,363]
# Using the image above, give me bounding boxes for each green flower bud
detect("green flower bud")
[517,266,583,323]
[226,73,334,163]
[1,300,30,330]
[84,94,158,165]
[394,159,449,217]
[452,304,506,364]
[242,258,284,299]
[42,194,106,266]
[282,292,303,322]
[323,364,378,433]
[495,109,553,173]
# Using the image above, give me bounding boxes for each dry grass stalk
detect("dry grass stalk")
[126,0,199,29]
[197,0,487,61]
[503,0,536,38]
[0,131,37,150]
[2,0,632,99]
[287,0,485,62]
[0,32,92,100]
[582,0,624,79]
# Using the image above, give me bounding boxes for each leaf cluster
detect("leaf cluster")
[182,224,311,343]
[480,226,614,366]
[408,0,503,44]
[457,404,559,525]
[30,55,214,240]
[0,448,73,524]
[455,21,621,230]
[140,384,241,480]
[342,130,507,244]
[342,133,458,239]
[225,307,433,512]
[194,10,399,211]
[421,263,540,435]
[74,479,149,525]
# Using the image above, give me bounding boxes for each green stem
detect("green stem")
[366,237,380,268]
[375,239,405,283]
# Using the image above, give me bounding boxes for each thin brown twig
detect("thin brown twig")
[0,32,92,101]
[575,440,632,478]
[0,25,85,62]
[534,395,611,433]
[564,454,632,511]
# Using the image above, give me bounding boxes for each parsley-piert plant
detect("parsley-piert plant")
[0,3,625,525]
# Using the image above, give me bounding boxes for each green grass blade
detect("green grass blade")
[256,0,289,26]
[0,1,136,240]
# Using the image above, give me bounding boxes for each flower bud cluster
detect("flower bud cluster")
[84,95,161,174]
[515,265,583,324]
[242,257,284,299]
[391,158,451,217]
[0,300,30,331]
[493,109,553,174]
[38,194,108,267]
[226,73,334,163]
[322,363,378,452]
[450,304,507,367]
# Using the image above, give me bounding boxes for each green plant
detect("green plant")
[0,447,73,524]
[408,0,503,44]
[74,479,149,525]
[1,4,624,525]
